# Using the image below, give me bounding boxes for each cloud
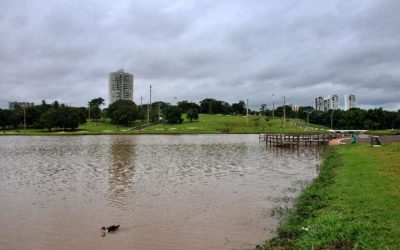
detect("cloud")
[0,0,399,110]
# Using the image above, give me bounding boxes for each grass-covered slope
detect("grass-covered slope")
[259,143,400,249]
[1,114,324,135]
[139,114,318,134]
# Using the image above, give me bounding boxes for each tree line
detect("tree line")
[0,101,86,131]
[262,105,400,130]
[2,96,399,130]
[306,108,400,130]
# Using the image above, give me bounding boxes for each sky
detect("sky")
[1,0,399,111]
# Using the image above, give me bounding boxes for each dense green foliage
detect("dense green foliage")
[107,100,138,125]
[270,106,400,130]
[0,101,86,131]
[88,97,104,121]
[164,106,183,124]
[186,108,199,122]
[306,108,400,130]
[177,100,201,113]
[259,144,400,249]
[200,98,233,114]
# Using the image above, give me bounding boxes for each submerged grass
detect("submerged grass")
[258,143,400,250]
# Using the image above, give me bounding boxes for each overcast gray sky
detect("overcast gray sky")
[1,0,399,110]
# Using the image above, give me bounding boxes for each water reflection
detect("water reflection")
[108,137,136,208]
[267,144,325,161]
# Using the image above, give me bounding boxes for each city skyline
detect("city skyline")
[1,1,400,111]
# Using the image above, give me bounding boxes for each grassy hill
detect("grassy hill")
[139,114,324,134]
[1,114,326,135]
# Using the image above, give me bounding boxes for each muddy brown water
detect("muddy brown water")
[0,135,323,250]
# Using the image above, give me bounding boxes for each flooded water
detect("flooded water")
[0,135,323,250]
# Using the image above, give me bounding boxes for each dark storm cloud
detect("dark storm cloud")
[0,0,399,110]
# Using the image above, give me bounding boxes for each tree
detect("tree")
[186,108,199,122]
[0,109,12,131]
[260,104,267,116]
[10,108,23,129]
[164,106,183,124]
[178,100,200,113]
[108,100,138,125]
[232,100,246,115]
[39,109,58,131]
[89,97,105,121]
[199,98,232,114]
[57,107,81,130]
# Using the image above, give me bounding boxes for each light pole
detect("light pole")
[23,105,26,133]
[246,98,249,126]
[283,96,286,128]
[147,85,152,124]
[272,94,275,119]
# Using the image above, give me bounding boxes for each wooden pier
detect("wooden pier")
[259,133,350,147]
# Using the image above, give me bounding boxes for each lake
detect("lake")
[0,135,323,249]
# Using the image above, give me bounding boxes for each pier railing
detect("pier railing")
[259,133,350,147]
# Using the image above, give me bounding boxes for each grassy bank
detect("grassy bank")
[0,114,325,135]
[366,129,400,135]
[259,143,400,249]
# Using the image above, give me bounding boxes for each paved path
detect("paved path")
[330,135,400,145]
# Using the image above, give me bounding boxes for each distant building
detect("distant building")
[9,101,34,110]
[315,97,324,111]
[108,69,134,104]
[291,104,300,112]
[344,94,356,110]
[315,95,339,111]
[324,94,339,111]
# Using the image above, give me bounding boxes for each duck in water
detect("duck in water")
[101,225,120,233]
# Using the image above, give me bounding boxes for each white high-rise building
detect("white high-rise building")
[315,97,324,111]
[108,69,134,104]
[324,94,339,111]
[344,94,356,110]
[315,95,339,111]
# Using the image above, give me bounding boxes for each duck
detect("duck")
[101,225,120,233]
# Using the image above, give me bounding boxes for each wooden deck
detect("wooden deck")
[259,133,350,147]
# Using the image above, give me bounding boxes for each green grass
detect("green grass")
[0,115,325,135]
[366,129,400,135]
[258,143,400,249]
[137,114,323,134]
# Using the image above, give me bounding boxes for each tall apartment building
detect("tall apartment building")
[344,94,356,110]
[315,97,324,111]
[324,95,339,110]
[9,101,34,110]
[315,95,339,111]
[108,69,134,104]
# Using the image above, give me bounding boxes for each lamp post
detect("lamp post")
[147,85,152,124]
[246,98,249,126]
[272,94,275,119]
[283,96,286,128]
[23,105,26,133]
